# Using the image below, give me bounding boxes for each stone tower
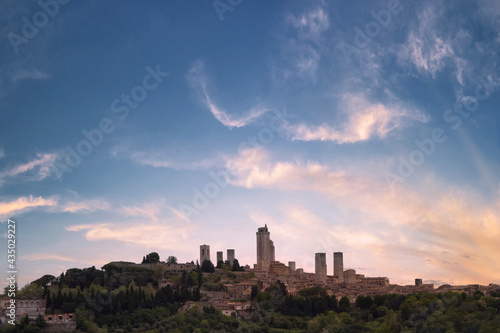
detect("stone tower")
[217,251,223,264]
[256,224,271,270]
[345,269,356,284]
[270,240,275,262]
[315,253,327,284]
[334,252,344,282]
[200,244,210,264]
[288,261,296,271]
[227,249,235,266]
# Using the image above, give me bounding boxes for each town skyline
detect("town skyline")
[14,223,498,291]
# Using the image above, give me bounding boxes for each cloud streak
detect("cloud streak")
[0,152,58,186]
[187,60,270,128]
[283,94,428,143]
[0,195,58,221]
[66,221,197,252]
[12,69,49,83]
[61,199,111,213]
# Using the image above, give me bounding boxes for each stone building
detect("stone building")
[200,244,210,264]
[1,299,46,322]
[315,253,327,284]
[361,276,389,287]
[164,262,196,272]
[288,261,296,271]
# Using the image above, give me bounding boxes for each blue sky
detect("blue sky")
[1,0,500,290]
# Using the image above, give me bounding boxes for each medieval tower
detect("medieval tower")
[227,249,235,266]
[315,253,327,284]
[217,251,223,264]
[270,240,275,262]
[200,244,210,264]
[256,224,272,270]
[334,252,344,282]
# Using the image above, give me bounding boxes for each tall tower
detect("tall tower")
[334,252,344,282]
[315,253,327,284]
[270,240,275,262]
[227,249,235,266]
[256,224,271,270]
[288,261,296,271]
[200,244,210,264]
[217,251,223,264]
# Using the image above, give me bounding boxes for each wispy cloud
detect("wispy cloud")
[119,202,163,222]
[286,7,329,44]
[117,200,193,223]
[0,195,58,221]
[283,94,428,143]
[12,69,49,83]
[397,4,469,84]
[0,152,58,186]
[20,253,77,262]
[0,194,113,221]
[187,60,270,128]
[128,150,221,171]
[61,199,111,213]
[66,221,197,252]
[271,6,329,83]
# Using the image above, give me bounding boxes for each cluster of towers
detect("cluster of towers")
[201,225,345,285]
[199,244,235,266]
[256,225,344,284]
[315,251,344,283]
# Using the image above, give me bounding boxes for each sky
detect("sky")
[1,0,500,290]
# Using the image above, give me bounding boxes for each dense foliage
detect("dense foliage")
[141,252,160,264]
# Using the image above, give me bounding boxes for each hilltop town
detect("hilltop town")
[163,224,499,317]
[1,224,499,331]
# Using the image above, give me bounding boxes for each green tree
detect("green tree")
[251,285,259,300]
[19,283,44,298]
[231,259,244,271]
[154,264,164,281]
[34,314,47,329]
[148,252,160,263]
[355,295,373,309]
[339,296,350,312]
[21,325,41,333]
[201,260,215,273]
[3,283,18,296]
[20,315,30,329]
[167,256,177,264]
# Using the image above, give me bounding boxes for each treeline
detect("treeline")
[33,262,157,292]
[254,283,341,317]
[251,282,500,332]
